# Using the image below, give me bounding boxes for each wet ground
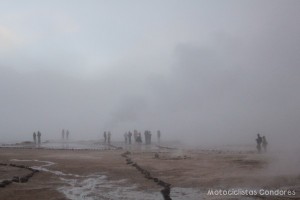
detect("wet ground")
[0,141,299,200]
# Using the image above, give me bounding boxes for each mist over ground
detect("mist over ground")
[0,0,299,149]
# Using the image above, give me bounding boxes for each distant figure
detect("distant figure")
[157,130,161,143]
[128,131,132,144]
[144,131,147,144]
[33,132,37,144]
[144,130,151,144]
[62,129,65,140]
[133,130,138,142]
[262,136,268,152]
[148,131,152,144]
[37,131,41,145]
[136,132,142,143]
[124,132,128,144]
[256,133,262,153]
[107,131,111,144]
[104,131,107,143]
[66,130,69,140]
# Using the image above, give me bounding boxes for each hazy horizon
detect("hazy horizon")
[1,0,300,147]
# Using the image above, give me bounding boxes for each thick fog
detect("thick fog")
[0,0,299,147]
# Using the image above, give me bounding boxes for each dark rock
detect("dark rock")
[158,180,166,186]
[161,187,171,197]
[12,176,19,182]
[145,175,151,179]
[20,177,28,183]
[2,180,12,185]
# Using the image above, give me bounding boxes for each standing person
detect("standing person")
[66,130,69,140]
[62,129,65,140]
[148,131,152,144]
[103,131,107,143]
[144,131,147,144]
[133,130,138,142]
[128,131,132,144]
[262,136,268,152]
[37,131,41,145]
[157,130,161,143]
[256,133,262,153]
[145,130,151,145]
[107,132,111,144]
[136,132,142,143]
[124,132,128,144]
[33,132,37,145]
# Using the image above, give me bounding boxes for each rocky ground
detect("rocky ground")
[0,143,299,200]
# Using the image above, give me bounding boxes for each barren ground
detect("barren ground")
[0,145,299,200]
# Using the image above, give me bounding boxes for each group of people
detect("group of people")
[103,131,111,144]
[123,130,161,145]
[61,129,70,140]
[124,131,133,144]
[32,131,42,145]
[256,133,268,153]
[124,130,141,144]
[33,129,71,146]
[133,130,142,143]
[32,130,266,152]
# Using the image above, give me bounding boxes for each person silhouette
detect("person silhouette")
[66,130,69,140]
[107,132,111,144]
[128,131,132,144]
[37,131,41,146]
[33,132,37,145]
[256,133,262,153]
[103,131,107,143]
[62,129,65,140]
[262,136,268,152]
[157,130,161,143]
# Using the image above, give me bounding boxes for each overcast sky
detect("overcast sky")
[0,0,299,145]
